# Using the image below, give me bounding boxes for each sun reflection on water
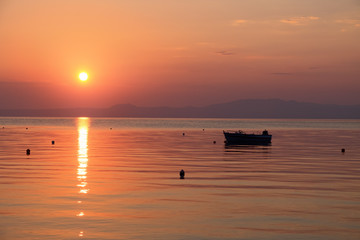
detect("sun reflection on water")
[76,117,89,225]
[77,117,89,196]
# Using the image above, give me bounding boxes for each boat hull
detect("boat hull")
[223,131,272,145]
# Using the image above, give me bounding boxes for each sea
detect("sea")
[0,117,359,240]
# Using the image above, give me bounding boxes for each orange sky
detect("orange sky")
[0,0,359,109]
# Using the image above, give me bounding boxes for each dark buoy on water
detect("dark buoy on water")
[182,133,185,136]
[341,148,345,153]
[179,169,185,179]
[26,127,28,130]
[52,140,55,145]
[26,149,30,155]
[213,141,216,144]
[110,128,112,130]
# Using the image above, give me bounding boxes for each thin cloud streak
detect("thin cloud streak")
[216,50,235,56]
[335,19,360,29]
[232,16,320,27]
[232,19,248,26]
[280,16,320,25]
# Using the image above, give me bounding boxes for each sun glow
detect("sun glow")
[79,72,88,81]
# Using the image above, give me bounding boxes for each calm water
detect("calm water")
[0,117,360,240]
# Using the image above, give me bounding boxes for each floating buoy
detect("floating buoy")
[110,128,112,130]
[182,133,185,136]
[213,141,216,144]
[341,148,345,153]
[26,128,28,130]
[179,169,185,179]
[202,129,205,131]
[52,140,55,145]
[26,149,30,155]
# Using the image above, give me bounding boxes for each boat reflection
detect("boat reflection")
[224,142,271,153]
[77,117,89,219]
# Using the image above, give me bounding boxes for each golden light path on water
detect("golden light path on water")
[76,117,89,237]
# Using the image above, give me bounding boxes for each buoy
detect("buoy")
[110,128,112,130]
[202,129,205,131]
[341,148,345,153]
[182,133,185,136]
[213,141,216,144]
[26,149,30,155]
[52,140,55,145]
[26,128,28,130]
[179,169,185,179]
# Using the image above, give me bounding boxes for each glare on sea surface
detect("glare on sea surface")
[76,212,85,217]
[77,118,89,196]
[76,117,89,224]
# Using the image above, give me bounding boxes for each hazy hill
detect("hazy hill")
[0,99,359,119]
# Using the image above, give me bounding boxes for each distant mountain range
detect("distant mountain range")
[0,99,359,119]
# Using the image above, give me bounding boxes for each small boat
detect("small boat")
[223,129,272,145]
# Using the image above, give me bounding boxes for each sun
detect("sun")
[79,72,88,81]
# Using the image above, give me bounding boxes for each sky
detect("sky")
[0,0,359,109]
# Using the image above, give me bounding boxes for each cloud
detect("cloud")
[232,17,320,27]
[280,16,319,25]
[336,19,360,28]
[216,50,235,56]
[232,19,248,26]
[335,19,360,32]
